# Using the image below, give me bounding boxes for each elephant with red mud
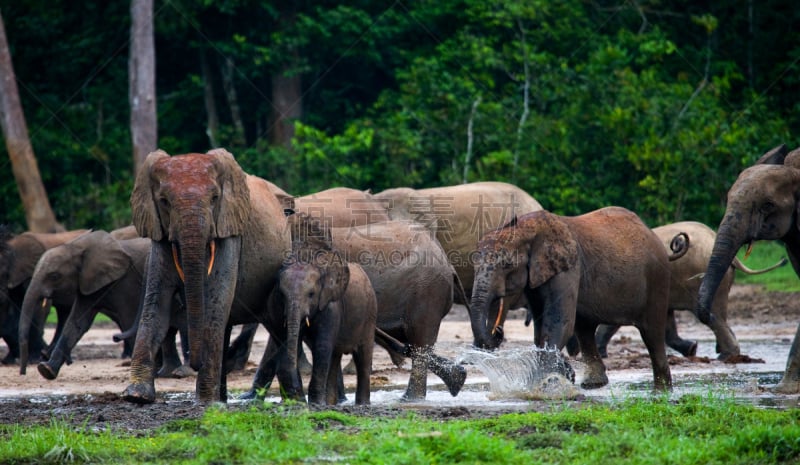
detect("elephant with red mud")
[697,144,800,393]
[123,148,290,404]
[470,207,685,390]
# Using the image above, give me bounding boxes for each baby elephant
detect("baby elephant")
[267,214,377,405]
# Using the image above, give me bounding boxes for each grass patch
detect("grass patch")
[734,240,800,292]
[1,396,799,464]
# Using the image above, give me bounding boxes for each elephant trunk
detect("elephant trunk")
[285,302,304,399]
[18,288,49,375]
[469,278,503,350]
[697,217,743,325]
[176,226,213,372]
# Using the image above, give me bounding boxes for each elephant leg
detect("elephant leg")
[38,300,100,380]
[637,324,672,391]
[664,309,697,357]
[123,284,175,403]
[424,351,467,397]
[565,335,581,357]
[352,342,373,405]
[595,324,620,359]
[706,293,740,360]
[326,353,345,405]
[156,326,185,378]
[401,346,429,401]
[308,328,337,405]
[240,334,280,400]
[225,323,257,373]
[574,320,608,389]
[775,322,800,394]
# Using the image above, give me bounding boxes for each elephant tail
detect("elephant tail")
[667,232,690,261]
[452,271,471,314]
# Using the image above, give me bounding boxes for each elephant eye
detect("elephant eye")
[47,272,61,281]
[760,201,776,214]
[158,197,169,209]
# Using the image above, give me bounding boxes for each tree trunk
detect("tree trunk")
[200,47,219,148]
[221,57,246,147]
[0,9,61,233]
[270,66,302,148]
[129,0,157,175]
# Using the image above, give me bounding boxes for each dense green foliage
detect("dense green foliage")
[1,1,798,231]
[2,396,800,464]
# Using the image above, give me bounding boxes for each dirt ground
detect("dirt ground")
[0,284,798,432]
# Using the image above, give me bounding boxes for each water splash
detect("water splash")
[458,346,580,400]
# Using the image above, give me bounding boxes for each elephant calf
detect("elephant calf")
[264,214,377,405]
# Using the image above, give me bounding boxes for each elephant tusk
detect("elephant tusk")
[172,243,185,283]
[41,298,49,309]
[207,240,216,276]
[491,298,505,336]
[744,241,754,260]
[305,317,311,328]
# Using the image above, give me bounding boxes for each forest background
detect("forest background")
[0,0,797,232]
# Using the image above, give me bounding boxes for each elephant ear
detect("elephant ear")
[130,150,170,241]
[8,234,46,288]
[319,254,350,309]
[207,148,251,238]
[527,217,578,289]
[79,231,132,295]
[755,144,789,165]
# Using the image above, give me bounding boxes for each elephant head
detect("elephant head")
[470,211,577,350]
[697,144,800,324]
[130,148,250,374]
[18,230,133,375]
[280,214,349,391]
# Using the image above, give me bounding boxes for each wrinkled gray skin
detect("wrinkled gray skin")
[697,144,800,393]
[265,217,377,405]
[0,229,88,365]
[248,220,465,401]
[374,182,543,304]
[124,148,290,404]
[17,231,151,378]
[471,207,674,390]
[593,221,786,359]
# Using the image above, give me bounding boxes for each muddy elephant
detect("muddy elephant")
[17,231,156,378]
[266,214,376,405]
[470,207,684,390]
[593,221,786,359]
[697,144,800,393]
[248,219,465,401]
[124,148,290,404]
[0,228,88,365]
[374,182,543,303]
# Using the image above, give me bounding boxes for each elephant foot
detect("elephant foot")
[37,362,58,380]
[773,378,800,394]
[169,365,197,379]
[122,382,156,404]
[1,353,16,365]
[598,346,608,359]
[400,391,425,403]
[685,341,698,357]
[445,364,467,397]
[238,389,261,401]
[580,373,609,390]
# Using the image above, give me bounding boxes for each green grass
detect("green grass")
[734,241,800,292]
[2,395,800,464]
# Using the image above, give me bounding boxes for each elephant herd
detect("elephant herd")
[2,144,800,405]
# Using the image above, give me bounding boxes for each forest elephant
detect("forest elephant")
[373,182,543,304]
[0,228,88,365]
[226,185,390,372]
[17,231,155,379]
[124,148,290,404]
[470,207,684,390]
[593,221,786,360]
[266,214,376,405]
[697,144,800,393]
[247,219,465,401]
